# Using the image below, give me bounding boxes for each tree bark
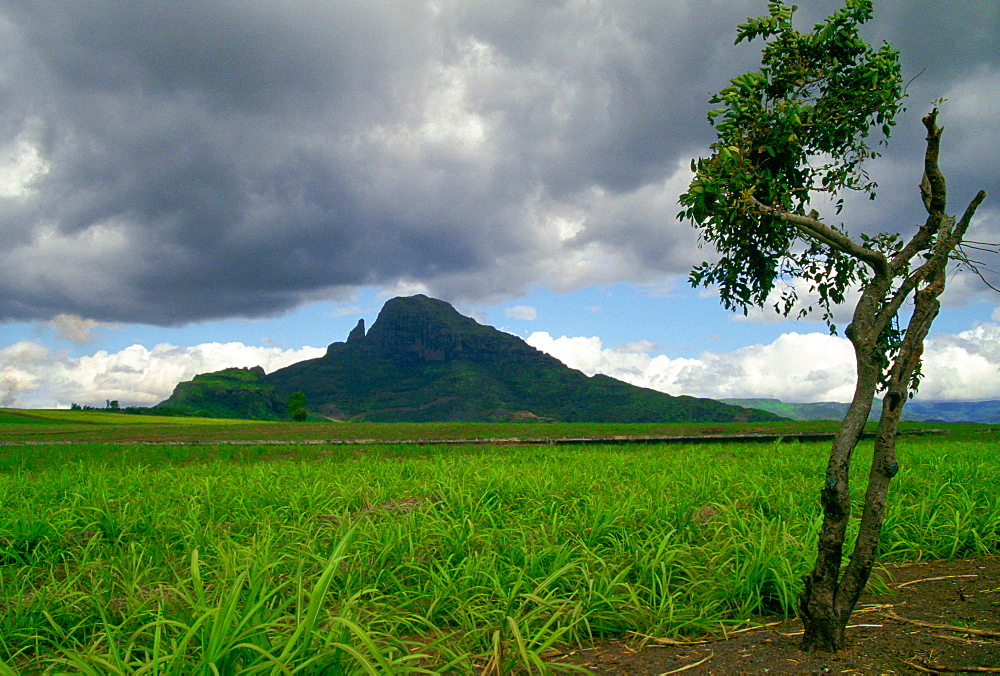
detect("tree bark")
[838,277,941,600]
[797,267,893,650]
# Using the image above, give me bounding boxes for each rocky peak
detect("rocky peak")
[347,318,365,343]
[363,294,497,363]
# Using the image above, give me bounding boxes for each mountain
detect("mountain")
[899,400,1000,424]
[723,398,1000,424]
[156,295,783,423]
[154,366,283,420]
[721,399,855,423]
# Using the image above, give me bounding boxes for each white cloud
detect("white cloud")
[528,324,1000,403]
[328,305,368,318]
[0,133,48,198]
[917,324,1000,401]
[515,160,705,295]
[528,330,857,403]
[528,332,612,375]
[47,314,116,343]
[505,305,537,320]
[4,322,998,410]
[0,341,325,409]
[0,341,48,407]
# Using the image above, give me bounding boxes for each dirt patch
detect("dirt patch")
[553,556,1000,674]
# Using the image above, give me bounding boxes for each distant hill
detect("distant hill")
[723,398,1000,424]
[157,295,783,424]
[721,399,854,423]
[154,366,284,420]
[894,400,1000,424]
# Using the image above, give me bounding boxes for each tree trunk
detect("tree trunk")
[834,273,946,623]
[797,355,879,650]
[799,270,948,652]
[797,282,887,651]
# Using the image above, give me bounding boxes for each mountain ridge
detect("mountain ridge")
[156,295,782,424]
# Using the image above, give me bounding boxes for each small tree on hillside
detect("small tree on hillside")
[678,0,988,652]
[287,391,308,422]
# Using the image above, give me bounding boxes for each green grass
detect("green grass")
[0,430,997,673]
[0,406,958,445]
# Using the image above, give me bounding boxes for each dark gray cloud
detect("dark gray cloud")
[0,0,996,325]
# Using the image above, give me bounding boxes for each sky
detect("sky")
[1,0,998,410]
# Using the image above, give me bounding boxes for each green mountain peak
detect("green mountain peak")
[157,295,783,423]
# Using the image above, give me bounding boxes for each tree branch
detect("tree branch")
[891,109,949,273]
[946,190,987,248]
[872,265,932,340]
[921,110,947,214]
[748,196,888,274]
[874,189,986,345]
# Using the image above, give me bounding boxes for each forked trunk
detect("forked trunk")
[799,270,948,652]
[797,351,880,651]
[799,392,906,651]
[796,272,889,651]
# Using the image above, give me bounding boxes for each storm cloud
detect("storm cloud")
[1,1,997,326]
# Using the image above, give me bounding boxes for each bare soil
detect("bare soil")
[553,556,1000,674]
